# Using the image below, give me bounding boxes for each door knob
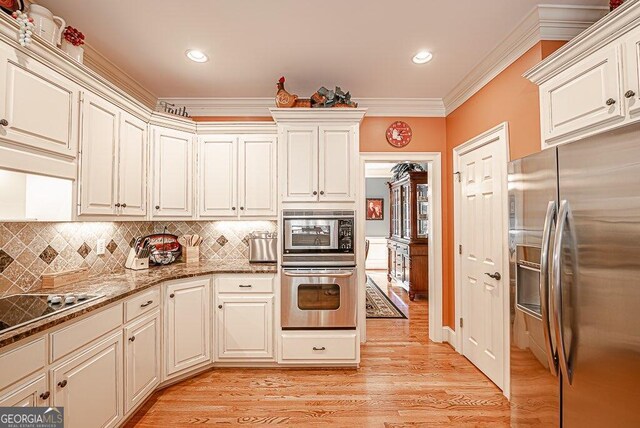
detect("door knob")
[625,90,636,99]
[606,98,616,106]
[485,272,501,280]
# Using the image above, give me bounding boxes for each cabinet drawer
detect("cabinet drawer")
[125,288,159,322]
[50,304,122,362]
[281,332,358,362]
[0,336,46,389]
[215,275,274,293]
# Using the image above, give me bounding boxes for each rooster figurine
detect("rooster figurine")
[275,76,298,108]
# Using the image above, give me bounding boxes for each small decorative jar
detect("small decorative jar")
[61,26,85,64]
[61,39,83,63]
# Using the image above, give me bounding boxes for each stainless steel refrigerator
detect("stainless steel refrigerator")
[508,123,640,427]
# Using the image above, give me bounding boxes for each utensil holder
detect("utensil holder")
[183,246,200,264]
[125,248,149,271]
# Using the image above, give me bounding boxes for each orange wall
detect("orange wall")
[359,117,447,153]
[442,40,565,328]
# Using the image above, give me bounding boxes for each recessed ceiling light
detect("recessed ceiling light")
[186,49,208,63]
[412,50,433,64]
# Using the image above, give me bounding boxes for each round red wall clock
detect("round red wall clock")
[386,121,412,148]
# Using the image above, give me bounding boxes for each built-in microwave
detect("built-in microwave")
[282,210,355,267]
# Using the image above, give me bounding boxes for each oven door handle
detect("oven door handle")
[283,271,354,278]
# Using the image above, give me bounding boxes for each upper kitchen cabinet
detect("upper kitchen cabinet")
[271,108,366,204]
[525,2,640,148]
[0,41,80,161]
[78,93,147,217]
[198,133,277,218]
[150,125,195,219]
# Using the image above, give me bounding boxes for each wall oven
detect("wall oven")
[281,267,357,329]
[282,210,355,267]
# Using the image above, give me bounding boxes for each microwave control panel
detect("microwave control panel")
[338,219,354,251]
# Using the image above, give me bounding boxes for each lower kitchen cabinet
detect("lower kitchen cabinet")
[51,332,123,428]
[164,278,211,377]
[124,310,160,413]
[0,374,49,407]
[216,295,274,360]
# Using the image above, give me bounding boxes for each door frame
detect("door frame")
[453,122,510,397]
[357,152,443,344]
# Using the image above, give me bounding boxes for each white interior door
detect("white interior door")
[198,135,238,217]
[239,135,277,217]
[458,133,506,390]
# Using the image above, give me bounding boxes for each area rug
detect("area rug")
[366,276,407,319]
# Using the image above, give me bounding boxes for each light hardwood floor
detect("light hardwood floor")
[126,272,510,427]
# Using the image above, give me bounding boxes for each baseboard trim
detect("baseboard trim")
[442,326,457,349]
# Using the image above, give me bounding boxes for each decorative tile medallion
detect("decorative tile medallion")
[106,239,118,254]
[77,243,91,259]
[0,250,14,274]
[216,235,228,247]
[39,245,58,265]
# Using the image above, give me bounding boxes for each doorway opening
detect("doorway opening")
[357,153,443,343]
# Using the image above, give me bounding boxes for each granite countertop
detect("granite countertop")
[0,260,277,349]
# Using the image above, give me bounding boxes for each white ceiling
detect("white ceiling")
[39,0,608,99]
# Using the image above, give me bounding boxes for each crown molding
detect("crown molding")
[525,0,640,84]
[443,4,608,115]
[158,97,445,118]
[269,108,367,123]
[196,121,277,134]
[83,43,158,109]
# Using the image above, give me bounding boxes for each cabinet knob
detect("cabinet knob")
[606,98,616,106]
[312,346,326,351]
[129,336,136,342]
[232,207,236,210]
[115,203,121,208]
[169,293,175,298]
[240,206,244,210]
[319,191,325,195]
[312,191,318,195]
[140,300,153,307]
[39,391,50,400]
[625,90,636,99]
[57,380,67,388]
[0,119,7,126]
[155,205,160,210]
[218,304,223,309]
[121,203,127,208]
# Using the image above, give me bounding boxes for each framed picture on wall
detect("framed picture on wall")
[366,198,384,220]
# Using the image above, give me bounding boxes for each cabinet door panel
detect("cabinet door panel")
[239,135,277,217]
[118,113,147,216]
[0,43,79,158]
[624,27,640,118]
[151,127,193,218]
[165,279,211,377]
[124,311,160,413]
[51,333,122,428]
[0,374,48,407]
[318,125,354,201]
[540,44,623,147]
[217,295,273,360]
[79,93,119,216]
[282,126,318,201]
[199,135,237,217]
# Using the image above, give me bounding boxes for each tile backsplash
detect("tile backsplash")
[0,220,276,296]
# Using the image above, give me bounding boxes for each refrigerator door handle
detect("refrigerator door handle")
[552,199,573,384]
[540,200,559,376]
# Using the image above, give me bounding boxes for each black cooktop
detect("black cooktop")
[0,293,102,334]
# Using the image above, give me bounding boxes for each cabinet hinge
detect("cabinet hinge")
[458,244,462,255]
[454,171,461,183]
[460,318,463,328]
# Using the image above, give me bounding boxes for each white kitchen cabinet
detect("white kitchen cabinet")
[216,295,274,360]
[51,332,123,428]
[198,135,237,217]
[0,41,80,159]
[199,134,277,218]
[78,92,119,216]
[124,310,160,413]
[0,374,49,407]
[151,126,194,218]
[318,125,355,201]
[118,112,147,216]
[280,124,356,202]
[164,278,211,377]
[281,126,318,202]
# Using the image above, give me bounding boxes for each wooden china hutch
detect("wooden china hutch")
[387,171,429,300]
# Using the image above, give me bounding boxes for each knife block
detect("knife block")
[182,246,200,264]
[125,248,149,270]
